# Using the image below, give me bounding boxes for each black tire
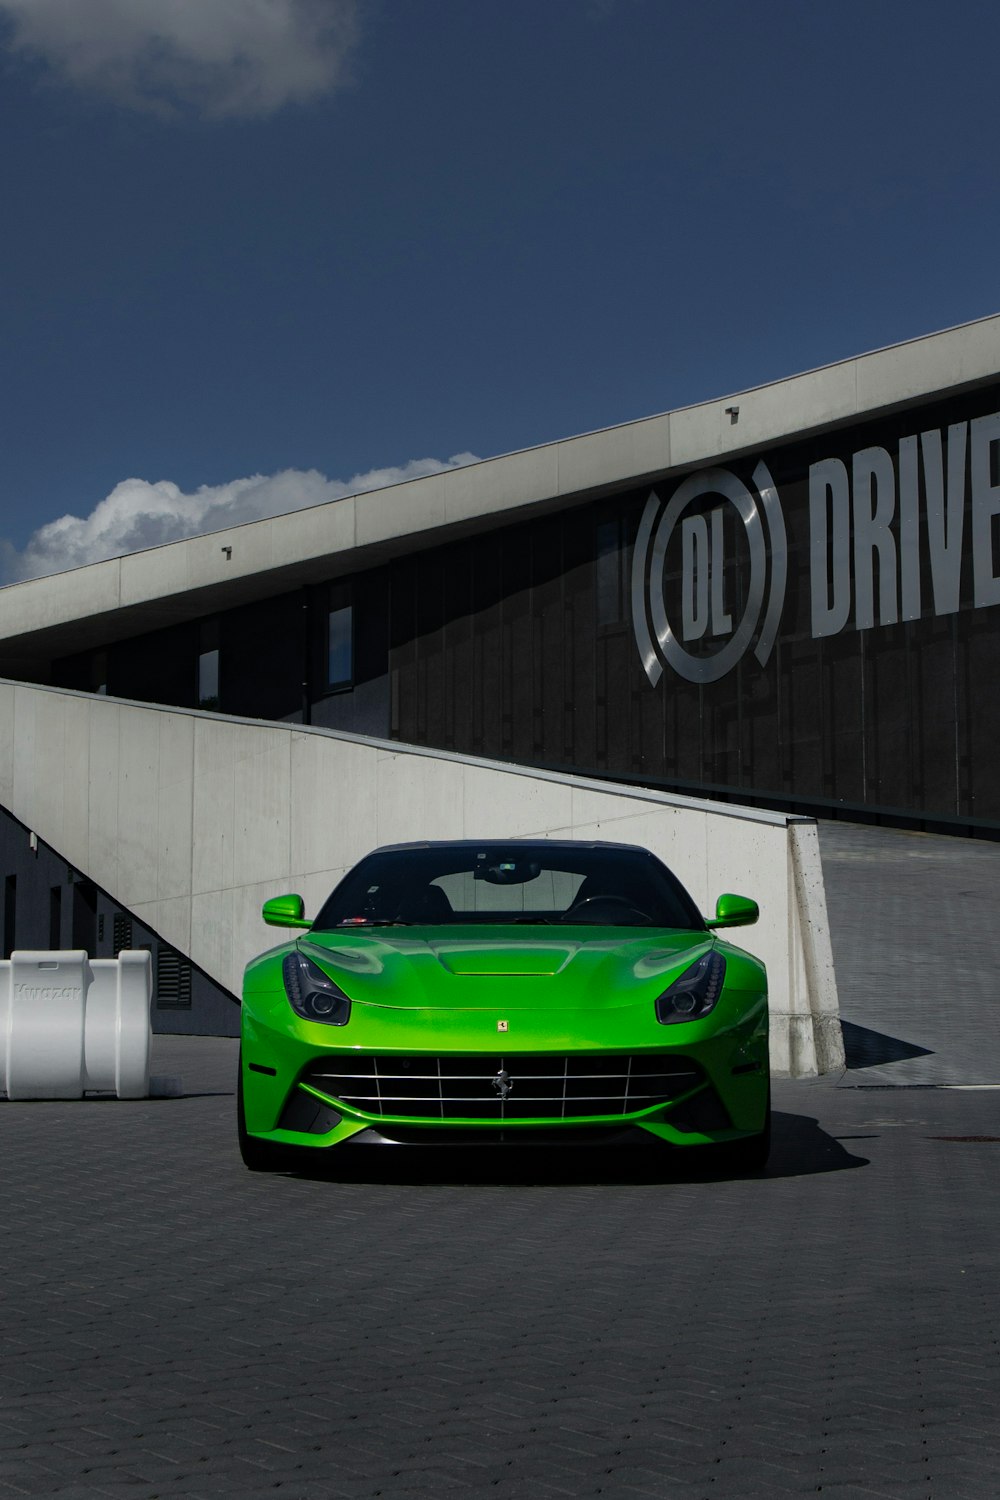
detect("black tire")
[237,1053,285,1173]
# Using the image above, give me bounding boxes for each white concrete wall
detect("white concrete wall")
[0,680,844,1076]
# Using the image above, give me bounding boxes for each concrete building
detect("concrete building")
[3,314,999,1069]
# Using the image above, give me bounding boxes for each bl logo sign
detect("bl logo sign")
[631,463,787,686]
[631,410,1000,687]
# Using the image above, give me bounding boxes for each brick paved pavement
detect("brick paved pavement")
[2,821,999,1499]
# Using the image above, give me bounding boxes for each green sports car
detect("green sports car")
[238,839,770,1172]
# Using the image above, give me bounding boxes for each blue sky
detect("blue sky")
[1,0,999,579]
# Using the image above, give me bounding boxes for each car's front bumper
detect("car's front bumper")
[240,989,769,1150]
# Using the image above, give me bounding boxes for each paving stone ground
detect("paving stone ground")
[819,820,1000,1086]
[3,821,1000,1499]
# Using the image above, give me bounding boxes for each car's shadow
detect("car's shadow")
[274,1110,868,1186]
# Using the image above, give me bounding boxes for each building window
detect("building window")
[3,875,15,959]
[49,886,62,949]
[596,517,624,625]
[327,584,354,690]
[71,878,97,953]
[198,620,220,709]
[198,649,220,708]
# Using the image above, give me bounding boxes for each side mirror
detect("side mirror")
[706,893,759,930]
[262,894,312,929]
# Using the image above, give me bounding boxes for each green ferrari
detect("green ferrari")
[238,839,769,1172]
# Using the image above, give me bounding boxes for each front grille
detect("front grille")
[302,1053,704,1122]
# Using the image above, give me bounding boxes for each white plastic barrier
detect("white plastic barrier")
[0,949,152,1100]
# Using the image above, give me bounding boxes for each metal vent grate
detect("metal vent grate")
[112,914,133,955]
[302,1053,704,1122]
[156,947,192,1008]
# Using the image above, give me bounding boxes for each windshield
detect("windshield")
[312,843,705,930]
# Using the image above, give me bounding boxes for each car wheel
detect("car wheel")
[237,1053,285,1173]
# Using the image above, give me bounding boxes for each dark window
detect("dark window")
[198,620,220,709]
[156,947,193,1008]
[71,878,97,953]
[113,914,133,955]
[198,649,220,708]
[49,886,62,949]
[596,518,624,626]
[92,651,108,696]
[3,875,15,958]
[327,584,354,689]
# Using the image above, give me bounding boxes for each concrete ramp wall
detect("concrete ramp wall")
[0,680,844,1076]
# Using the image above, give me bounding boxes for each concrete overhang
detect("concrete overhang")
[2,312,1000,676]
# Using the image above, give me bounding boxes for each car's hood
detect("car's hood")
[299,927,713,1011]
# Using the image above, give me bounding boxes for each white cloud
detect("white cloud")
[0,0,359,118]
[1,453,480,583]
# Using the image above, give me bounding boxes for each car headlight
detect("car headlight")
[655,950,726,1024]
[282,952,352,1025]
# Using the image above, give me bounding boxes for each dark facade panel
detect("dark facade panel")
[221,593,303,720]
[385,379,1000,829]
